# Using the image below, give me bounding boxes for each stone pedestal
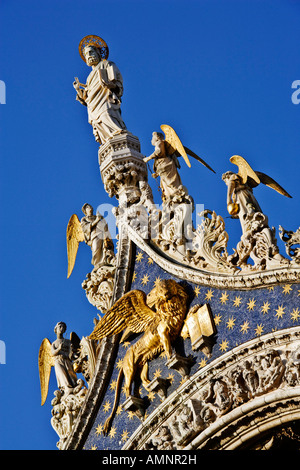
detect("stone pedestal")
[147,377,170,400]
[98,132,148,206]
[122,395,145,420]
[166,353,193,378]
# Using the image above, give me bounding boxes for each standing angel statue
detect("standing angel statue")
[222,155,292,235]
[73,35,127,145]
[222,155,292,268]
[66,203,115,278]
[143,125,215,203]
[38,322,81,405]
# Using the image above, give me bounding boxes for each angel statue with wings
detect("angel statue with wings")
[38,322,81,406]
[222,155,292,268]
[143,125,215,204]
[66,203,115,279]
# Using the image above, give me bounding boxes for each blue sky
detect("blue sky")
[0,0,299,450]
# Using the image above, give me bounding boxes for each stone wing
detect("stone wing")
[38,338,55,406]
[89,290,157,341]
[66,214,85,278]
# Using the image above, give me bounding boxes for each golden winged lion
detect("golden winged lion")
[89,278,189,434]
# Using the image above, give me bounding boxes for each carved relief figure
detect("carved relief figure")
[279,225,300,263]
[88,279,189,434]
[73,35,127,145]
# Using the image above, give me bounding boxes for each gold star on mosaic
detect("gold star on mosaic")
[148,391,156,401]
[219,339,229,351]
[268,286,275,292]
[132,272,137,282]
[247,298,256,311]
[298,290,300,297]
[95,423,103,436]
[91,445,97,450]
[240,321,250,334]
[109,426,117,439]
[205,289,214,301]
[219,292,229,304]
[136,252,143,262]
[226,316,236,330]
[116,358,123,369]
[122,341,131,349]
[233,296,242,307]
[194,286,201,297]
[116,405,122,415]
[198,358,207,368]
[291,307,300,322]
[127,411,135,420]
[147,257,154,265]
[121,430,130,442]
[153,368,162,379]
[282,284,292,295]
[103,400,111,413]
[275,305,286,319]
[261,301,270,314]
[255,324,264,336]
[110,380,118,391]
[180,376,188,386]
[141,274,150,285]
[214,314,222,326]
[154,276,162,288]
[167,373,175,384]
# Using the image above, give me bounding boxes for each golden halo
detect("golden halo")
[79,35,109,62]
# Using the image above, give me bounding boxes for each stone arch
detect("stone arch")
[123,327,300,450]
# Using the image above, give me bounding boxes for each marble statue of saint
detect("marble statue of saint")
[73,35,127,145]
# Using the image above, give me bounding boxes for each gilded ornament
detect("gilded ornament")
[89,278,189,434]
[78,34,109,63]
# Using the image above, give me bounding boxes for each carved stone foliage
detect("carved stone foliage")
[98,133,148,207]
[191,209,234,273]
[228,211,289,272]
[123,331,300,451]
[279,225,300,264]
[51,379,87,449]
[82,265,116,314]
[73,336,101,384]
